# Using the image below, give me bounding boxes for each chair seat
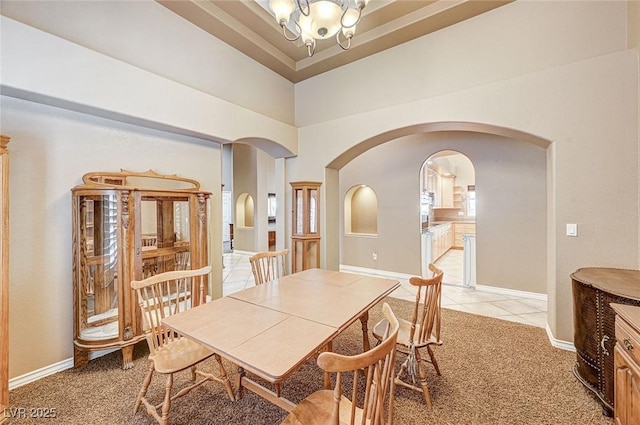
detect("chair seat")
[373,317,440,349]
[150,337,213,374]
[282,390,363,425]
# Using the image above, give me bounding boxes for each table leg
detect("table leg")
[359,311,370,352]
[235,366,245,400]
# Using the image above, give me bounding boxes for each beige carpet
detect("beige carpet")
[8,297,613,424]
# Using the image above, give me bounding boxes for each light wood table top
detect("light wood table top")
[162,269,399,410]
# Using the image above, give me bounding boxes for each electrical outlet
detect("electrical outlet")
[372,252,377,261]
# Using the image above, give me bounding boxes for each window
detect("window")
[267,193,276,220]
[467,185,476,217]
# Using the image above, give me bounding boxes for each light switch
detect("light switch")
[566,223,578,237]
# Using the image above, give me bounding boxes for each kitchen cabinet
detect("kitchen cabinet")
[611,303,640,425]
[571,268,640,415]
[72,170,211,369]
[439,176,455,208]
[453,222,476,248]
[453,186,463,209]
[431,223,453,262]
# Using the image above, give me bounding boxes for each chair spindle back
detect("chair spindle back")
[131,266,210,354]
[409,263,443,346]
[250,249,289,285]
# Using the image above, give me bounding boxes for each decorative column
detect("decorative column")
[1,135,11,415]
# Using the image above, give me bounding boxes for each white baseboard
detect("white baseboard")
[339,264,414,281]
[8,348,118,391]
[546,324,575,352]
[475,284,547,301]
[340,264,577,351]
[230,250,257,257]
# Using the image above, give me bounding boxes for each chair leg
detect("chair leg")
[160,373,174,425]
[134,361,155,413]
[414,349,433,409]
[212,353,236,401]
[426,345,441,376]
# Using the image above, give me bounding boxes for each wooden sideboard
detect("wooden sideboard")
[611,303,640,424]
[572,268,640,415]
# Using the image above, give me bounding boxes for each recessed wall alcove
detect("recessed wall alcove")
[235,192,254,228]
[344,185,378,236]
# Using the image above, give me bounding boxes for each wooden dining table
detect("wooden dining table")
[162,268,399,412]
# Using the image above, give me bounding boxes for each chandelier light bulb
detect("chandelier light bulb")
[269,0,295,26]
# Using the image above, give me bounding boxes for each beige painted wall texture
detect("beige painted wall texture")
[1,0,295,125]
[287,1,639,344]
[1,96,223,378]
[339,132,547,295]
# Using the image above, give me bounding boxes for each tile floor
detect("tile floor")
[222,250,547,328]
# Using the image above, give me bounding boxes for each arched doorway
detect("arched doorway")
[420,150,476,286]
[328,123,550,302]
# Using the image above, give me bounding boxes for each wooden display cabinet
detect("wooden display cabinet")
[72,170,211,369]
[290,181,321,273]
[1,135,10,417]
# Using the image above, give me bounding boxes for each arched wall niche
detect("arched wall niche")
[235,192,254,228]
[344,185,378,235]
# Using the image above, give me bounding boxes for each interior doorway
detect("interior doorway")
[420,150,476,286]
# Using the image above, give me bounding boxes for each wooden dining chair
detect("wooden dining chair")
[249,249,289,285]
[372,263,444,409]
[130,266,235,425]
[281,302,400,425]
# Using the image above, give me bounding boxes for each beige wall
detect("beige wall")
[288,1,639,344]
[1,0,295,126]
[0,95,223,378]
[232,144,276,253]
[340,132,547,295]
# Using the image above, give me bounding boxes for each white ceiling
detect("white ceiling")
[157,0,513,83]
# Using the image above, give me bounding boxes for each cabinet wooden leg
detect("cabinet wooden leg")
[73,345,88,368]
[121,345,134,370]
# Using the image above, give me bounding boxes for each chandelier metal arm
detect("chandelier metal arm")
[306,38,316,56]
[297,0,310,17]
[281,22,301,42]
[336,31,352,51]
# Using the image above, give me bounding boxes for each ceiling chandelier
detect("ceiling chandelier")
[268,0,369,57]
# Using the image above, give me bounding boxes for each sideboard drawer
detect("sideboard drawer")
[616,319,640,366]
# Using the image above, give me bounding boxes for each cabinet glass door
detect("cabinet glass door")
[140,196,191,278]
[309,188,318,234]
[78,193,119,342]
[294,189,304,235]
